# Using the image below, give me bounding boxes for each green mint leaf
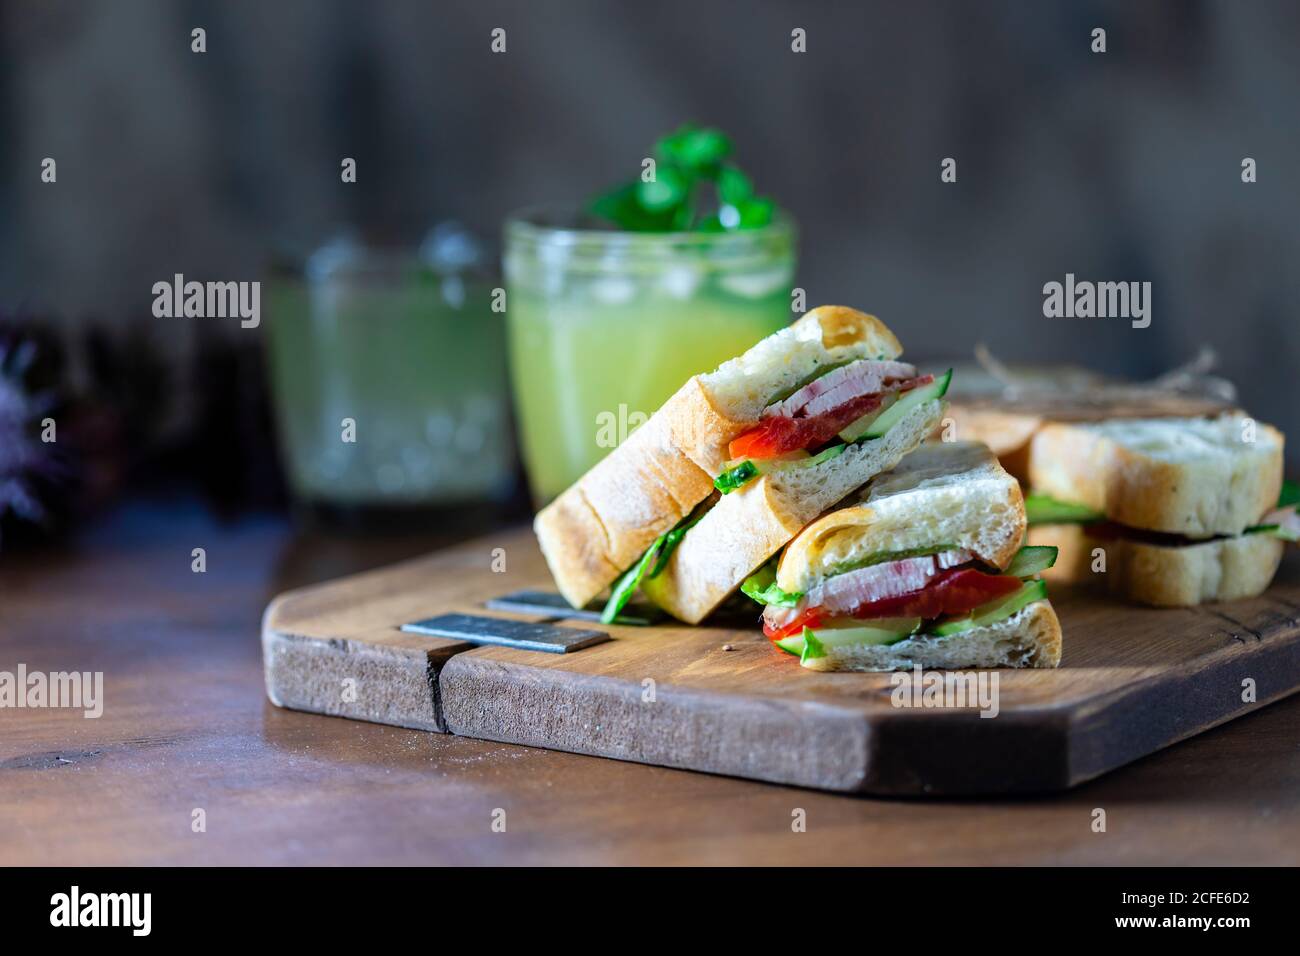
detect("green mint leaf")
[588,183,676,231]
[717,164,754,204]
[587,183,635,224]
[735,197,775,228]
[589,125,777,232]
[657,125,731,171]
[636,166,689,212]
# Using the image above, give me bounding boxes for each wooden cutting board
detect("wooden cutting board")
[262,528,1300,795]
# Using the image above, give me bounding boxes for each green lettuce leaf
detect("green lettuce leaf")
[1004,545,1059,577]
[600,508,707,623]
[1024,492,1105,525]
[1279,479,1300,510]
[740,562,803,608]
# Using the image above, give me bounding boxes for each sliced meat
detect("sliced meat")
[763,360,917,420]
[763,549,973,629]
[764,562,1020,639]
[808,550,973,614]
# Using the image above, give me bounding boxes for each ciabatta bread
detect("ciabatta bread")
[1027,415,1284,537]
[642,397,944,623]
[1028,523,1284,606]
[536,306,905,608]
[775,441,1025,594]
[798,600,1062,671]
[939,368,1236,483]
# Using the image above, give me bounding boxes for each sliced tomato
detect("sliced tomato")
[849,568,1021,620]
[764,608,824,641]
[730,374,934,461]
[763,568,1020,640]
[729,393,882,460]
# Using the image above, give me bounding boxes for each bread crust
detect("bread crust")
[799,600,1062,671]
[658,376,745,477]
[1027,416,1284,537]
[1028,524,1284,606]
[945,390,1240,484]
[801,305,902,355]
[535,306,908,608]
[643,398,944,623]
[942,407,1043,460]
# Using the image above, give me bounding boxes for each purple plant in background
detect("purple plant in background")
[0,330,62,533]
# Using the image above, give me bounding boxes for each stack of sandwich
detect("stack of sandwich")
[535,305,1063,671]
[1024,416,1296,605]
[744,442,1061,671]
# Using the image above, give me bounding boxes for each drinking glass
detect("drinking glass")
[504,208,796,503]
[264,229,514,514]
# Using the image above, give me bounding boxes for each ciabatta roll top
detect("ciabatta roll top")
[776,442,1025,595]
[696,305,903,426]
[1028,414,1284,537]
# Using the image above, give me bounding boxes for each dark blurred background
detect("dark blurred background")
[2,0,1298,541]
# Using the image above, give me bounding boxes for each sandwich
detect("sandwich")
[939,362,1235,483]
[1025,415,1295,606]
[743,441,1062,671]
[534,305,951,622]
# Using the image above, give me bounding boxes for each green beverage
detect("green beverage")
[265,234,514,509]
[504,125,797,503]
[504,219,794,502]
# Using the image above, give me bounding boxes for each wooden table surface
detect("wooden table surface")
[2,497,1298,866]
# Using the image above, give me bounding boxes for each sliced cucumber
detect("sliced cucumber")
[714,459,759,493]
[859,369,952,440]
[715,455,795,494]
[715,444,845,495]
[818,615,922,633]
[1024,492,1104,526]
[774,633,804,656]
[930,579,1048,637]
[1003,545,1059,578]
[775,619,918,656]
[799,443,847,468]
[837,394,898,442]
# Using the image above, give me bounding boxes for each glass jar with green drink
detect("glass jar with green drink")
[504,126,797,503]
[264,226,516,518]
